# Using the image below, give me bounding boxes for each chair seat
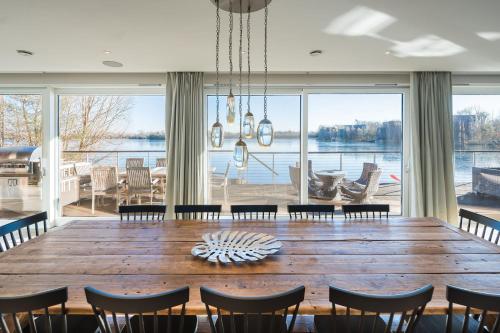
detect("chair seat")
[129,315,198,333]
[314,315,387,333]
[415,315,483,333]
[28,315,98,333]
[216,314,286,333]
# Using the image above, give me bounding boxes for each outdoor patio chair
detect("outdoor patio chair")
[156,157,167,167]
[343,162,378,190]
[288,165,326,199]
[341,169,382,203]
[126,167,158,205]
[210,161,231,205]
[91,166,120,214]
[126,158,144,168]
[0,212,48,252]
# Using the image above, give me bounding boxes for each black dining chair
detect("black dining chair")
[287,204,336,219]
[230,205,278,220]
[174,205,222,220]
[416,285,500,333]
[0,211,48,252]
[200,285,305,333]
[342,204,390,219]
[85,286,197,333]
[458,209,499,245]
[314,284,434,333]
[0,286,98,333]
[118,205,166,221]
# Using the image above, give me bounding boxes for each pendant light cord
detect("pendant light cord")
[228,1,233,92]
[238,0,243,139]
[215,0,220,122]
[263,1,268,120]
[247,5,251,113]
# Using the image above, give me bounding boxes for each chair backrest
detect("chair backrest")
[156,158,167,168]
[328,284,434,333]
[175,205,222,220]
[91,166,118,192]
[364,170,382,195]
[127,167,152,192]
[356,162,378,185]
[119,205,166,221]
[445,285,500,333]
[126,158,144,168]
[342,204,390,218]
[231,205,278,220]
[287,204,335,219]
[458,209,499,245]
[0,212,48,252]
[288,166,300,191]
[201,286,305,333]
[85,286,190,333]
[0,287,68,333]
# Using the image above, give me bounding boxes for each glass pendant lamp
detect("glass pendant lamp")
[210,0,224,148]
[233,0,248,170]
[226,91,236,124]
[243,111,254,138]
[256,2,273,147]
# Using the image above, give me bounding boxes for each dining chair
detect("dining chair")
[230,205,278,220]
[342,204,390,218]
[85,286,197,333]
[287,204,336,219]
[315,284,434,333]
[91,166,120,214]
[200,285,305,333]
[0,212,48,252]
[156,158,167,168]
[174,205,222,220]
[119,204,166,221]
[458,209,499,245]
[416,285,500,333]
[126,158,144,168]
[0,287,98,333]
[126,167,156,205]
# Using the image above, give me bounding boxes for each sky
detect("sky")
[117,94,500,134]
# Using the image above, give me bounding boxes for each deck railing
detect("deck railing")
[62,149,500,185]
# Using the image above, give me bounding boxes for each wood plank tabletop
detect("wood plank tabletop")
[0,217,499,316]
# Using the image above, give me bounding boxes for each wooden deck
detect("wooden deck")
[0,218,498,329]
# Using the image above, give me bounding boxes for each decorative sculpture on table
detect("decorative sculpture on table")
[191,230,282,264]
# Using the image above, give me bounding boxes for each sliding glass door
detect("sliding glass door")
[206,93,302,214]
[306,91,404,214]
[57,93,166,217]
[0,93,43,220]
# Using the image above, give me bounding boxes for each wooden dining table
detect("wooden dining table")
[0,217,499,319]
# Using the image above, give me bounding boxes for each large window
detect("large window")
[0,94,43,219]
[307,93,403,214]
[453,94,500,219]
[58,94,166,217]
[207,94,301,214]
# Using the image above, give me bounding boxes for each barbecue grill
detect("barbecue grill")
[0,146,42,186]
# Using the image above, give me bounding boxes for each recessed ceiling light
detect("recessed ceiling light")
[104,50,112,54]
[309,50,323,56]
[385,50,391,55]
[102,60,123,68]
[16,50,34,56]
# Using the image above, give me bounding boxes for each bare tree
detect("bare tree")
[59,96,131,150]
[1,95,42,147]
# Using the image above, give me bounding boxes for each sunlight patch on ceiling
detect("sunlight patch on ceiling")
[390,35,466,57]
[324,6,396,37]
[477,31,500,41]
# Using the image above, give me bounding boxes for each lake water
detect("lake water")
[64,138,499,185]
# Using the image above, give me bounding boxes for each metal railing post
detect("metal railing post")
[339,153,343,171]
[472,151,476,167]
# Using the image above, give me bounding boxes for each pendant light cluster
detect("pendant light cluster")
[210,0,274,170]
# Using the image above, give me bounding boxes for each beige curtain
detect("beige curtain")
[165,72,206,217]
[407,72,458,224]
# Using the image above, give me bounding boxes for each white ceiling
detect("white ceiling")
[1,0,500,73]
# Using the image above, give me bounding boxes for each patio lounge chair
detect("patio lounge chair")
[343,162,378,190]
[341,169,382,203]
[288,165,328,200]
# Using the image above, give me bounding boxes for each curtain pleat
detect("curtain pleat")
[165,72,205,217]
[408,72,458,224]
